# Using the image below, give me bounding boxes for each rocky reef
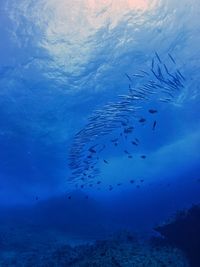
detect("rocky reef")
[0,229,189,266]
[155,204,200,267]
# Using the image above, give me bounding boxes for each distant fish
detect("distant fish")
[89,184,93,187]
[128,155,132,159]
[141,155,146,159]
[68,196,71,200]
[152,120,157,130]
[124,126,134,134]
[139,118,146,123]
[109,185,113,191]
[97,181,101,184]
[125,73,132,82]
[132,141,138,146]
[117,183,122,186]
[168,53,176,64]
[88,147,96,153]
[130,180,135,184]
[114,142,118,146]
[155,52,162,63]
[151,58,155,69]
[177,69,185,80]
[103,159,109,164]
[85,195,89,199]
[80,185,84,189]
[111,138,118,143]
[135,138,140,144]
[124,150,129,154]
[148,109,158,114]
[140,179,144,183]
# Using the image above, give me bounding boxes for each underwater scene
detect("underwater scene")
[0,0,200,266]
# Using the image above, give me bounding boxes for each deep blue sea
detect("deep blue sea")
[0,0,200,266]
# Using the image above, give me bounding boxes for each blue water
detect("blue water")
[0,0,200,264]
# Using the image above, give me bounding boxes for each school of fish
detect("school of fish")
[67,53,186,193]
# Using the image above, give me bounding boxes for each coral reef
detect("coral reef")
[0,229,189,267]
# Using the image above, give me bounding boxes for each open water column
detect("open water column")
[0,0,200,266]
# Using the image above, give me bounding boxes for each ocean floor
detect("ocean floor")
[0,226,189,267]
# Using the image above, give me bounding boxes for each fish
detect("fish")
[97,181,101,184]
[132,141,138,146]
[109,185,113,191]
[124,126,134,134]
[117,183,122,186]
[152,120,157,130]
[168,53,176,64]
[125,73,132,82]
[133,73,145,78]
[141,155,146,159]
[130,180,135,184]
[68,196,72,200]
[103,159,109,164]
[148,109,158,114]
[88,147,96,153]
[140,179,144,183]
[151,58,155,69]
[128,155,133,159]
[111,138,118,143]
[177,69,185,81]
[124,150,130,154]
[135,138,140,143]
[155,52,162,63]
[139,118,146,123]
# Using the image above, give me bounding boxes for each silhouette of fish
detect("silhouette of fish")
[103,159,109,164]
[152,120,157,130]
[168,53,176,64]
[139,118,146,123]
[155,52,162,63]
[111,138,118,143]
[130,180,135,184]
[149,109,158,114]
[125,73,132,82]
[132,141,138,146]
[88,147,96,153]
[135,138,140,144]
[141,155,146,159]
[109,185,113,191]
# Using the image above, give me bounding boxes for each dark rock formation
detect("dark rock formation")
[155,204,200,267]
